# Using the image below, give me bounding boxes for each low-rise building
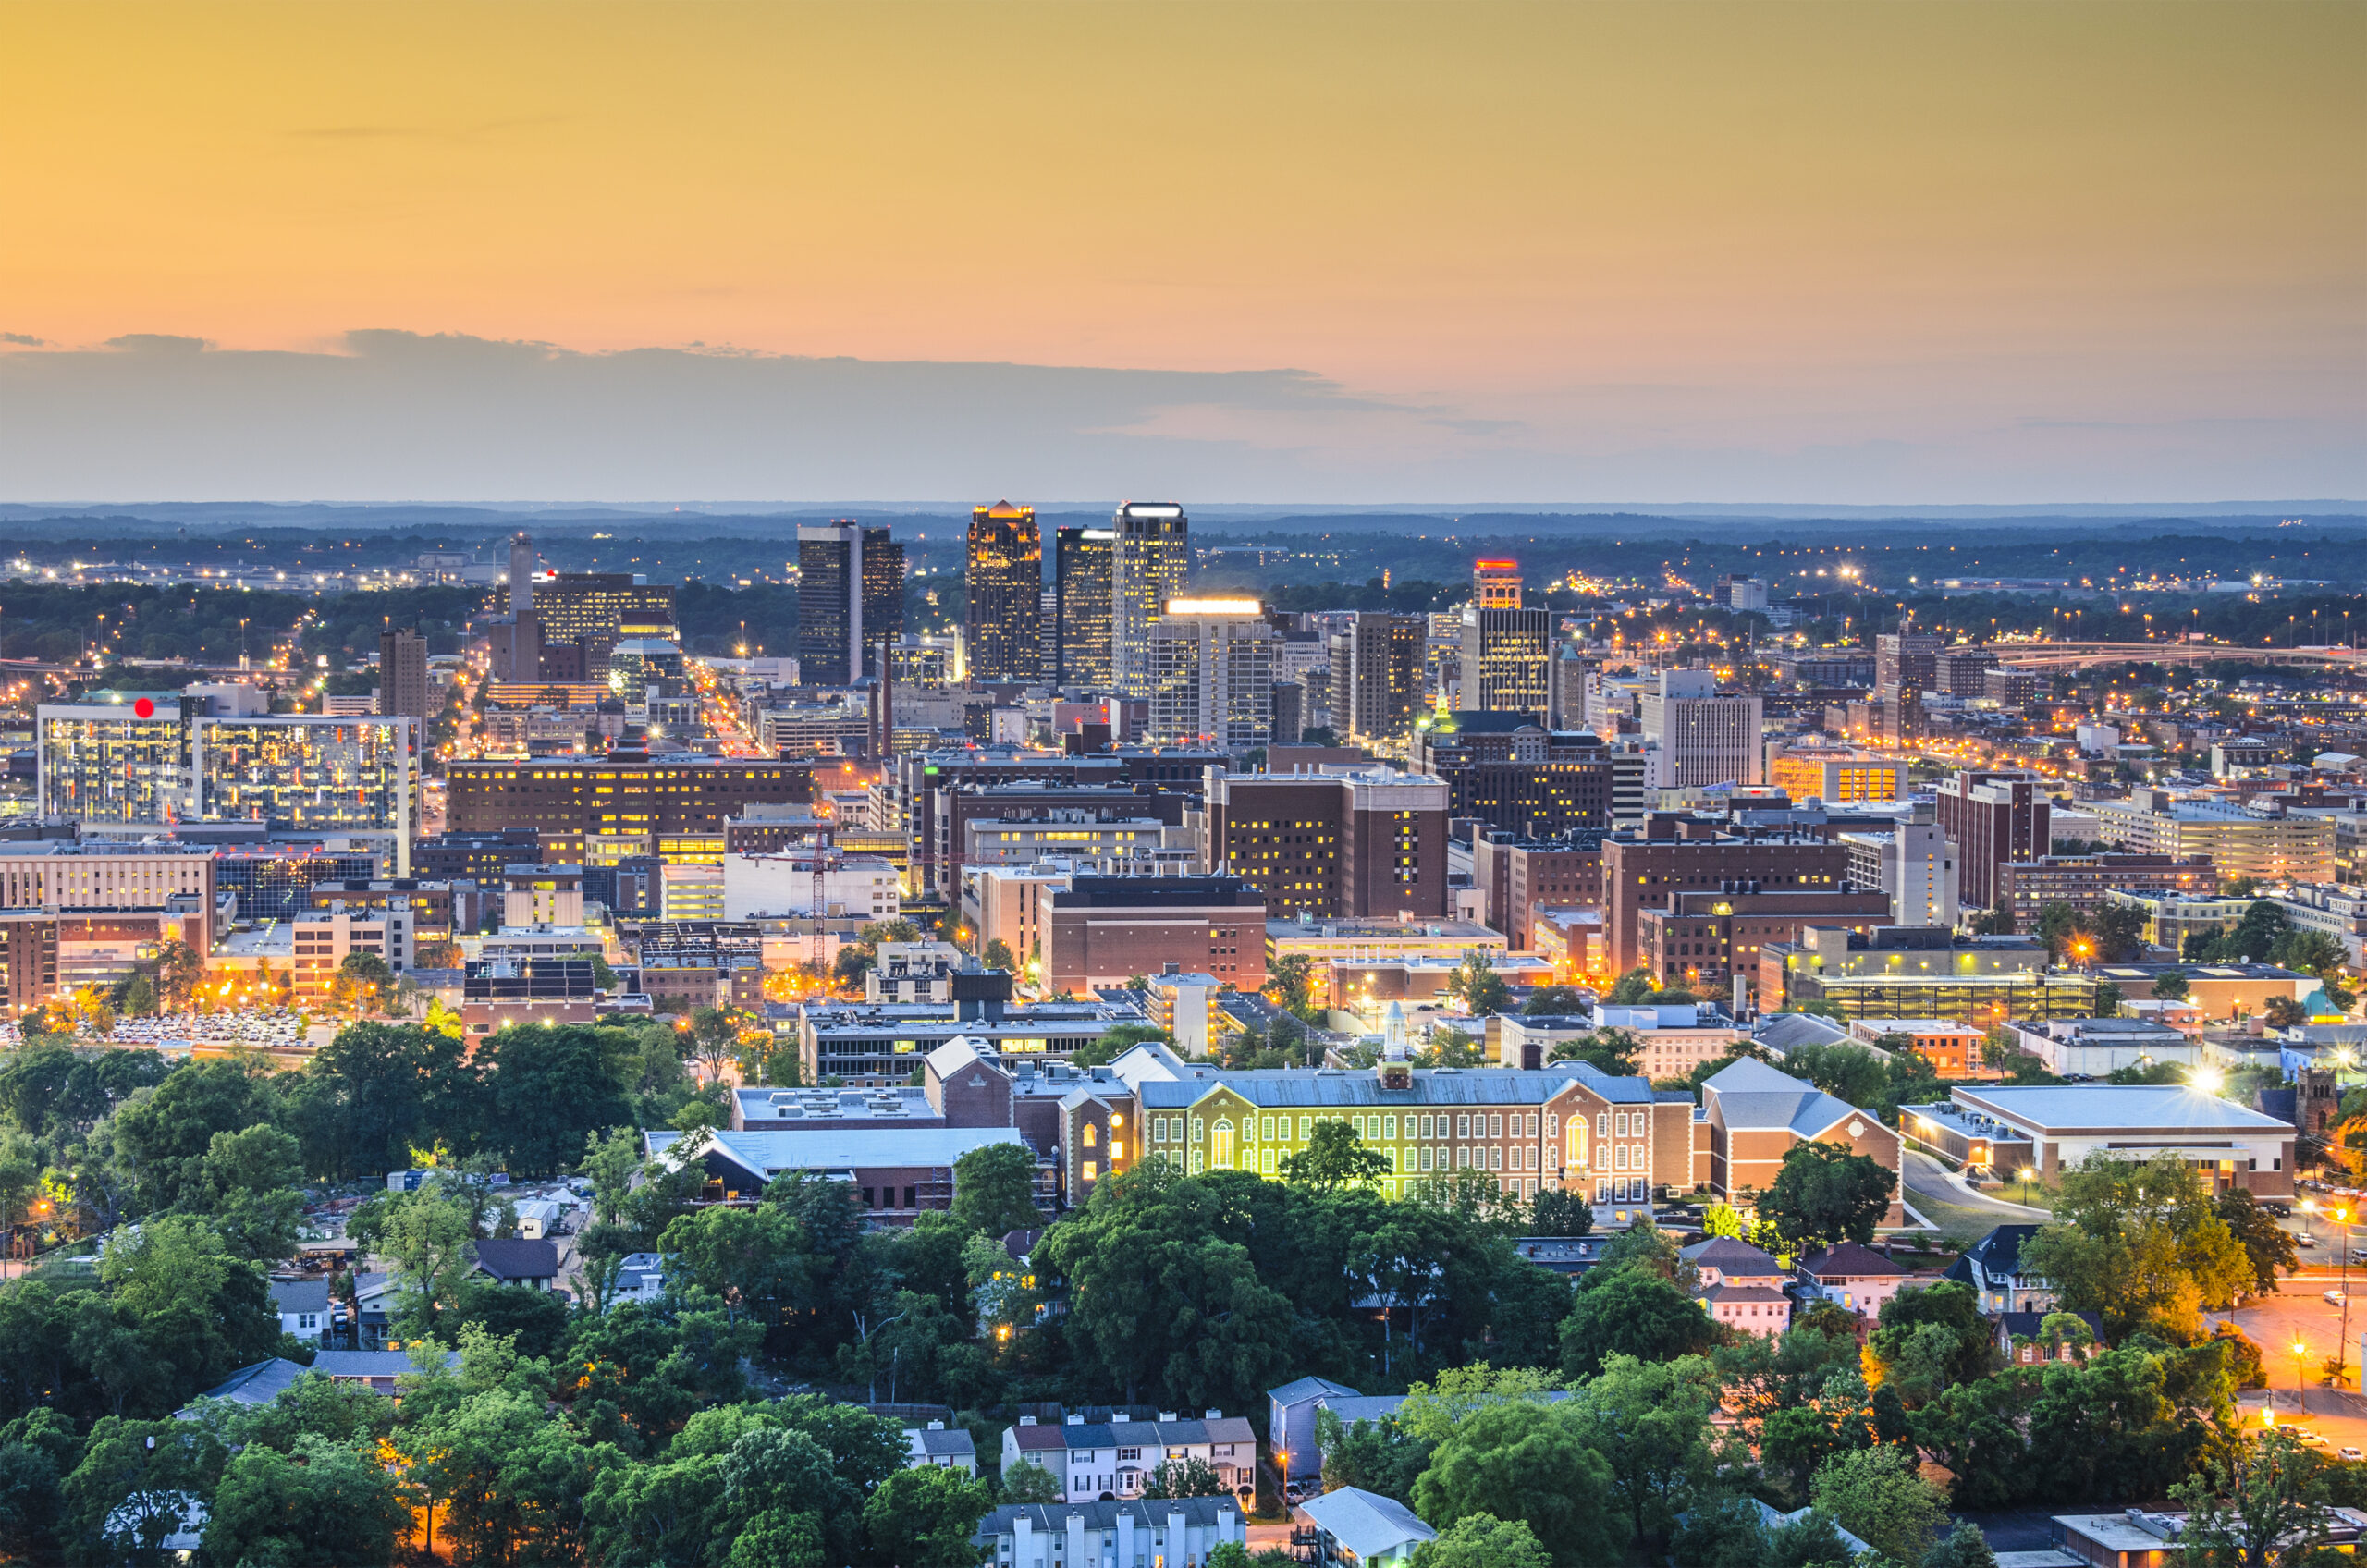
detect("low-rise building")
[1681,1237,1793,1336]
[2087,961,2319,1024]
[2005,1016,2201,1077]
[1042,875,1269,995]
[646,1124,1034,1220]
[1944,1223,2054,1314]
[868,941,964,1004]
[2052,1508,2367,1568]
[975,1498,1245,1568]
[1266,915,1506,1006]
[1846,1017,1993,1078]
[1995,853,2216,925]
[997,1412,1257,1502]
[1297,1488,1436,1568]
[1915,1084,2296,1194]
[461,957,598,1039]
[1637,888,1895,1007]
[2084,792,2336,885]
[1760,925,2095,1023]
[1795,1243,1912,1317]
[795,982,1152,1086]
[1700,1056,1905,1225]
[906,1421,978,1476]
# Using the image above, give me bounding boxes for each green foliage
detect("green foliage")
[1778,1043,1888,1109]
[863,1464,996,1568]
[1318,1411,1434,1502]
[1411,1401,1621,1568]
[1071,1023,1172,1069]
[1281,1121,1393,1194]
[1416,1513,1556,1568]
[1757,1142,1895,1251]
[1000,1459,1062,1503]
[2018,1150,2257,1339]
[1445,955,1516,1020]
[2171,1427,2337,1568]
[1546,1029,1640,1078]
[1527,1188,1593,1238]
[1809,1443,1947,1565]
[950,1142,1044,1238]
[1568,1354,1718,1547]
[1142,1454,1228,1498]
[204,1431,411,1568]
[1559,1267,1717,1378]
[1669,1492,1772,1568]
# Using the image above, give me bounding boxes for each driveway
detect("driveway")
[1899,1151,2048,1243]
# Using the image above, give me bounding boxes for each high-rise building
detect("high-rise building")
[444,735,813,866]
[1641,670,1764,790]
[1328,613,1427,742]
[1146,599,1282,750]
[1205,766,1450,919]
[495,533,541,682]
[1271,681,1306,746]
[965,502,1042,683]
[1473,559,1524,609]
[1054,525,1116,689]
[492,570,676,681]
[1933,768,2052,912]
[799,522,902,687]
[378,628,432,722]
[1110,502,1189,697]
[1874,632,1944,696]
[1602,819,1851,973]
[1408,714,1614,838]
[1458,605,1552,714]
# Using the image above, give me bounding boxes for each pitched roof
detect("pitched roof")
[313,1349,455,1379]
[1679,1237,1787,1273]
[1952,1084,2295,1134]
[977,1499,1242,1540]
[1704,1056,1870,1137]
[1137,1060,1655,1110]
[1269,1375,1363,1404]
[1966,1224,2040,1276]
[652,1125,1027,1179]
[1300,1488,1438,1558]
[268,1278,331,1313]
[912,1427,978,1457]
[190,1357,308,1406]
[1797,1243,1908,1279]
[1699,1282,1791,1304]
[471,1238,558,1280]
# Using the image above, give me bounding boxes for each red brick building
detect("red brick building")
[1602,817,1851,974]
[1205,767,1450,920]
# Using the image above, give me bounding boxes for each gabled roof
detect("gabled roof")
[1966,1224,2041,1277]
[190,1357,308,1407]
[651,1125,1026,1179]
[1138,1060,1654,1110]
[472,1238,558,1280]
[1699,1282,1790,1304]
[1270,1375,1363,1404]
[912,1427,978,1457]
[313,1349,456,1379]
[1301,1487,1438,1558]
[268,1279,331,1313]
[1704,1056,1870,1138]
[977,1499,1241,1540]
[1797,1243,1909,1280]
[1679,1237,1787,1274]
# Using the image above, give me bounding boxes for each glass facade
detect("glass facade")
[39,700,190,828]
[192,717,415,837]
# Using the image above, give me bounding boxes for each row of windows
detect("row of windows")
[1146,1108,1652,1145]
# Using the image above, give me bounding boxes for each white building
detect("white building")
[975,1500,1243,1568]
[722,852,901,922]
[1936,1083,2297,1194]
[293,904,416,995]
[2005,1016,2201,1077]
[961,862,1077,981]
[963,813,1192,875]
[867,941,964,1004]
[906,1420,979,1476]
[1641,670,1763,790]
[1838,818,1959,928]
[660,863,725,922]
[1146,600,1282,751]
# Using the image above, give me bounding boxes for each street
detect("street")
[1898,1150,2048,1242]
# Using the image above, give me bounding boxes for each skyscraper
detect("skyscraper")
[1458,604,1552,713]
[1327,613,1426,742]
[1054,525,1115,688]
[798,521,902,687]
[1110,501,1189,697]
[495,533,541,681]
[378,627,431,721]
[1640,669,1763,790]
[1473,559,1524,609]
[1146,599,1281,749]
[965,501,1042,683]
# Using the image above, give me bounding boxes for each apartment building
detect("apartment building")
[1203,766,1450,920]
[1993,852,2216,925]
[1934,769,2052,911]
[1601,817,1852,974]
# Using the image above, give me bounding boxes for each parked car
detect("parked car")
[2341,1448,2361,1463]
[2325,1290,2347,1305]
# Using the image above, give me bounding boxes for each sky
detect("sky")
[0,1,2360,506]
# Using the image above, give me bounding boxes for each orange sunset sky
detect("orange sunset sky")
[0,1,2360,503]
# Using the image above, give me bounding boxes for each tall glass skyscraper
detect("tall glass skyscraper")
[798,521,902,687]
[1110,501,1189,698]
[964,501,1041,682]
[1054,526,1115,689]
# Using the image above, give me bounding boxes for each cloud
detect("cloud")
[0,333,45,348]
[0,329,2355,505]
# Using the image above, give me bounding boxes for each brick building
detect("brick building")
[444,740,812,864]
[1471,831,1608,951]
[1637,887,1895,1003]
[1042,875,1270,994]
[1407,715,1614,838]
[1699,1056,1904,1223]
[1993,852,2215,925]
[1204,767,1450,920]
[1934,769,2052,911]
[1601,817,1852,974]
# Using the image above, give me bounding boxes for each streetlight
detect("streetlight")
[2020,1166,2038,1208]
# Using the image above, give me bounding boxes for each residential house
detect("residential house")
[999,1412,1257,1503]
[1997,1310,2103,1366]
[1795,1243,1912,1317]
[1298,1488,1438,1568]
[975,1499,1244,1568]
[907,1420,979,1476]
[1752,1501,1874,1560]
[613,1252,669,1304]
[1945,1225,2055,1315]
[1267,1377,1363,1488]
[471,1237,560,1291]
[269,1279,332,1347]
[1680,1236,1793,1336]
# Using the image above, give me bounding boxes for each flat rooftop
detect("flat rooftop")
[1952,1084,2295,1134]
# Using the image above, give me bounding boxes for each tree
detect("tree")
[2092,982,2126,1019]
[1780,1044,1888,1111]
[374,1187,482,1343]
[1925,1521,2000,1568]
[2170,1427,2335,1568]
[203,1433,410,1568]
[182,1123,307,1262]
[1524,987,1586,1018]
[62,1415,227,1565]
[108,1059,277,1213]
[1809,1443,1946,1567]
[689,1008,744,1083]
[1266,954,1317,1020]
[862,1464,994,1568]
[1567,1354,1718,1549]
[1000,1460,1061,1503]
[2018,1150,2257,1339]
[1668,1493,1772,1568]
[1757,1142,1895,1251]
[1770,1512,1856,1568]
[1445,954,1515,1019]
[480,1023,636,1176]
[1968,904,2015,937]
[1558,1268,1718,1378]
[2152,969,2191,1001]
[1142,1455,1226,1498]
[1605,969,1661,1005]
[1318,1412,1433,1502]
[2214,1189,2300,1296]
[332,950,397,1013]
[1416,1514,1555,1568]
[1411,1402,1621,1568]
[1547,1030,1639,1078]
[1072,1023,1171,1069]
[1281,1121,1392,1194]
[1528,1189,1593,1238]
[950,1142,1043,1237]
[983,939,1018,975]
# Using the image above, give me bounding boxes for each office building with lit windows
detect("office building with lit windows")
[1054,526,1116,689]
[1205,766,1449,920]
[1328,614,1426,743]
[1146,600,1282,750]
[1457,606,1552,714]
[1110,502,1190,697]
[965,501,1043,683]
[798,521,904,687]
[444,737,812,866]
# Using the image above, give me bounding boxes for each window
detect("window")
[1261,1115,1275,1141]
[1488,1114,1502,1138]
[1084,1122,1098,1147]
[1384,1114,1398,1139]
[1597,1111,1610,1138]
[1299,1116,1312,1139]
[1456,1115,1469,1138]
[1211,1120,1235,1168]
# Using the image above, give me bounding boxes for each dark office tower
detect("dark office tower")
[966,500,1042,683]
[1055,526,1116,688]
[798,521,901,687]
[1110,501,1189,697]
[861,528,905,651]
[378,627,431,721]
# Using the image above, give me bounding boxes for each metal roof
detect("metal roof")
[650,1125,1025,1177]
[1300,1488,1438,1558]
[1952,1084,2295,1133]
